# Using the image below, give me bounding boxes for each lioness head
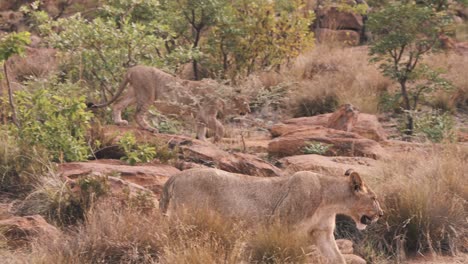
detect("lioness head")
[344,169,383,230]
[233,95,251,115]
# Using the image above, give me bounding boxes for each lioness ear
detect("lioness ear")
[346,170,363,192]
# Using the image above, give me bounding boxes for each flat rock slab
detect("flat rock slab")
[271,113,387,142]
[268,126,385,159]
[0,215,60,249]
[181,144,282,177]
[59,159,179,195]
[279,154,380,178]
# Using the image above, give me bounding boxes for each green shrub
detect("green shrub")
[414,110,455,143]
[118,132,156,165]
[14,83,93,162]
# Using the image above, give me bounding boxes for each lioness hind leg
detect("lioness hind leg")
[135,102,159,133]
[196,122,207,141]
[212,118,224,143]
[112,92,135,126]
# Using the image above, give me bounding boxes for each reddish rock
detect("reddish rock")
[316,28,360,46]
[318,6,364,31]
[181,144,282,177]
[0,215,59,249]
[59,159,179,196]
[457,131,468,142]
[271,113,387,142]
[268,126,385,159]
[279,154,380,178]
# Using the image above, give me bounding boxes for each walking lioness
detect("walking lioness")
[91,65,250,142]
[160,168,383,264]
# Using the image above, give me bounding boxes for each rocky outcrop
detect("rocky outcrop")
[0,215,59,249]
[271,113,387,142]
[317,6,364,32]
[181,144,282,177]
[279,154,380,178]
[59,159,179,196]
[268,126,385,159]
[98,126,282,177]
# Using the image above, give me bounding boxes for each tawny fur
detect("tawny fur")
[327,103,359,132]
[160,168,383,264]
[92,65,250,142]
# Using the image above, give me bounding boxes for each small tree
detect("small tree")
[0,31,31,127]
[367,3,452,136]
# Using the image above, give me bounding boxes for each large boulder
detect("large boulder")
[317,6,364,32]
[316,28,360,46]
[271,113,387,142]
[268,126,385,159]
[0,215,59,249]
[181,144,282,177]
[59,159,179,196]
[278,154,380,178]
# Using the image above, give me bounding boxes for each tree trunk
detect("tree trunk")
[400,80,413,136]
[4,61,19,128]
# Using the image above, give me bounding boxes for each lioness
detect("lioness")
[160,168,383,264]
[91,65,250,142]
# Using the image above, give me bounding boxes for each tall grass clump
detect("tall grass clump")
[287,45,392,116]
[246,223,322,264]
[13,174,110,226]
[0,128,52,194]
[365,146,467,259]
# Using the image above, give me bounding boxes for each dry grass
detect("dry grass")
[286,45,393,115]
[424,52,468,111]
[0,204,325,264]
[355,145,468,260]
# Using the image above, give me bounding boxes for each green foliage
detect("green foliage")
[303,141,331,155]
[0,32,31,61]
[118,132,156,165]
[368,3,453,135]
[207,0,315,79]
[414,110,455,143]
[14,82,92,162]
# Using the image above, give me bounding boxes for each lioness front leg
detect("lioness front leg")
[312,230,346,264]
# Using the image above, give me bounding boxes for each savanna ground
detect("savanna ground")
[0,0,467,263]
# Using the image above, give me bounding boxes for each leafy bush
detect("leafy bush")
[14,83,93,162]
[117,132,156,165]
[414,110,455,143]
